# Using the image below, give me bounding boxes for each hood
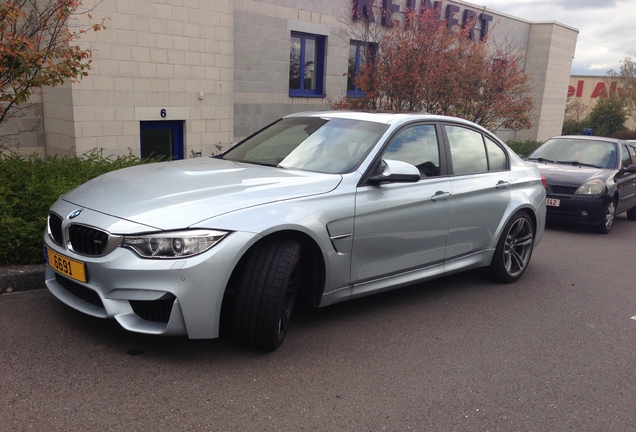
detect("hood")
[62,157,342,230]
[532,162,614,187]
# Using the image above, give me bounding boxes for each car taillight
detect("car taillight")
[541,174,547,189]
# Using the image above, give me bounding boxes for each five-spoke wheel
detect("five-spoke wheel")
[490,212,534,283]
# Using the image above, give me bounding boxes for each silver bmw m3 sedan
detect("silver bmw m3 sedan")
[44,111,546,350]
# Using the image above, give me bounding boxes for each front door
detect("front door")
[352,124,451,283]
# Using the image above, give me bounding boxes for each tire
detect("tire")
[489,212,534,283]
[595,200,616,234]
[232,237,302,351]
[626,205,636,221]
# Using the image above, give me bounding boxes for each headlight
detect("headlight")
[575,179,606,195]
[122,229,229,258]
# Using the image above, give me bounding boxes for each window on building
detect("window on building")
[347,40,376,98]
[289,32,326,97]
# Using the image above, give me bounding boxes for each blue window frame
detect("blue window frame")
[347,40,376,98]
[289,32,326,97]
[140,120,184,160]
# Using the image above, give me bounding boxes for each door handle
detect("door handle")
[431,191,451,201]
[496,180,510,190]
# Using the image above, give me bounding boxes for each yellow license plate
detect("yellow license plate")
[47,248,87,283]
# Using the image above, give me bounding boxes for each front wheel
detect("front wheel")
[595,200,616,234]
[489,213,534,283]
[231,237,302,351]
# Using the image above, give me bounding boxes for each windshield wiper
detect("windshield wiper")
[557,160,602,168]
[229,159,278,167]
[527,157,555,163]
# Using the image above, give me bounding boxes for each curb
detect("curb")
[0,264,46,294]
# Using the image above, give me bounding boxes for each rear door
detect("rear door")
[442,124,511,260]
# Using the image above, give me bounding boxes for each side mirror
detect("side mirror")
[625,164,636,174]
[367,159,421,185]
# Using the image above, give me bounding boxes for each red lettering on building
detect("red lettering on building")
[569,80,584,97]
[591,82,607,98]
[576,80,584,97]
[610,81,617,95]
[568,85,575,98]
[590,81,619,98]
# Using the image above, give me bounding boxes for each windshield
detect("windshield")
[222,117,389,174]
[528,138,618,169]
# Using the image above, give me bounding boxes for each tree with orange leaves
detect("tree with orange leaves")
[333,7,533,131]
[0,0,105,136]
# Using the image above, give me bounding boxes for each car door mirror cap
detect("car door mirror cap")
[368,159,421,185]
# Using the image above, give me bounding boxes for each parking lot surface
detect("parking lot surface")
[2,216,635,431]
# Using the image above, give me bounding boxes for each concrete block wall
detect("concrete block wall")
[0,94,45,157]
[7,0,578,156]
[233,0,577,144]
[516,22,579,141]
[233,0,351,141]
[41,83,76,157]
[43,0,235,158]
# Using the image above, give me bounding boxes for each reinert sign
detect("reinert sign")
[352,0,494,41]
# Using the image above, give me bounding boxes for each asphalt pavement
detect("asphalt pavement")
[2,217,636,431]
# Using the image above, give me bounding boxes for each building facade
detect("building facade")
[2,0,578,159]
[568,75,636,130]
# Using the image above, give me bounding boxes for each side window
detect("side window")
[628,145,636,166]
[621,144,632,169]
[347,40,376,98]
[384,125,440,178]
[445,125,488,175]
[289,32,326,97]
[485,136,507,171]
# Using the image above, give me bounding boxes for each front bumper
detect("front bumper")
[545,194,606,226]
[44,229,259,339]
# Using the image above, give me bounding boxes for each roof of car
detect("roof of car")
[285,110,473,126]
[550,135,625,144]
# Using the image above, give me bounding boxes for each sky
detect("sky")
[480,0,636,75]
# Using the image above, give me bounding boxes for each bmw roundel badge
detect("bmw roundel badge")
[68,209,83,219]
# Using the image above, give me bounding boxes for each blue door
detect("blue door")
[140,120,184,160]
